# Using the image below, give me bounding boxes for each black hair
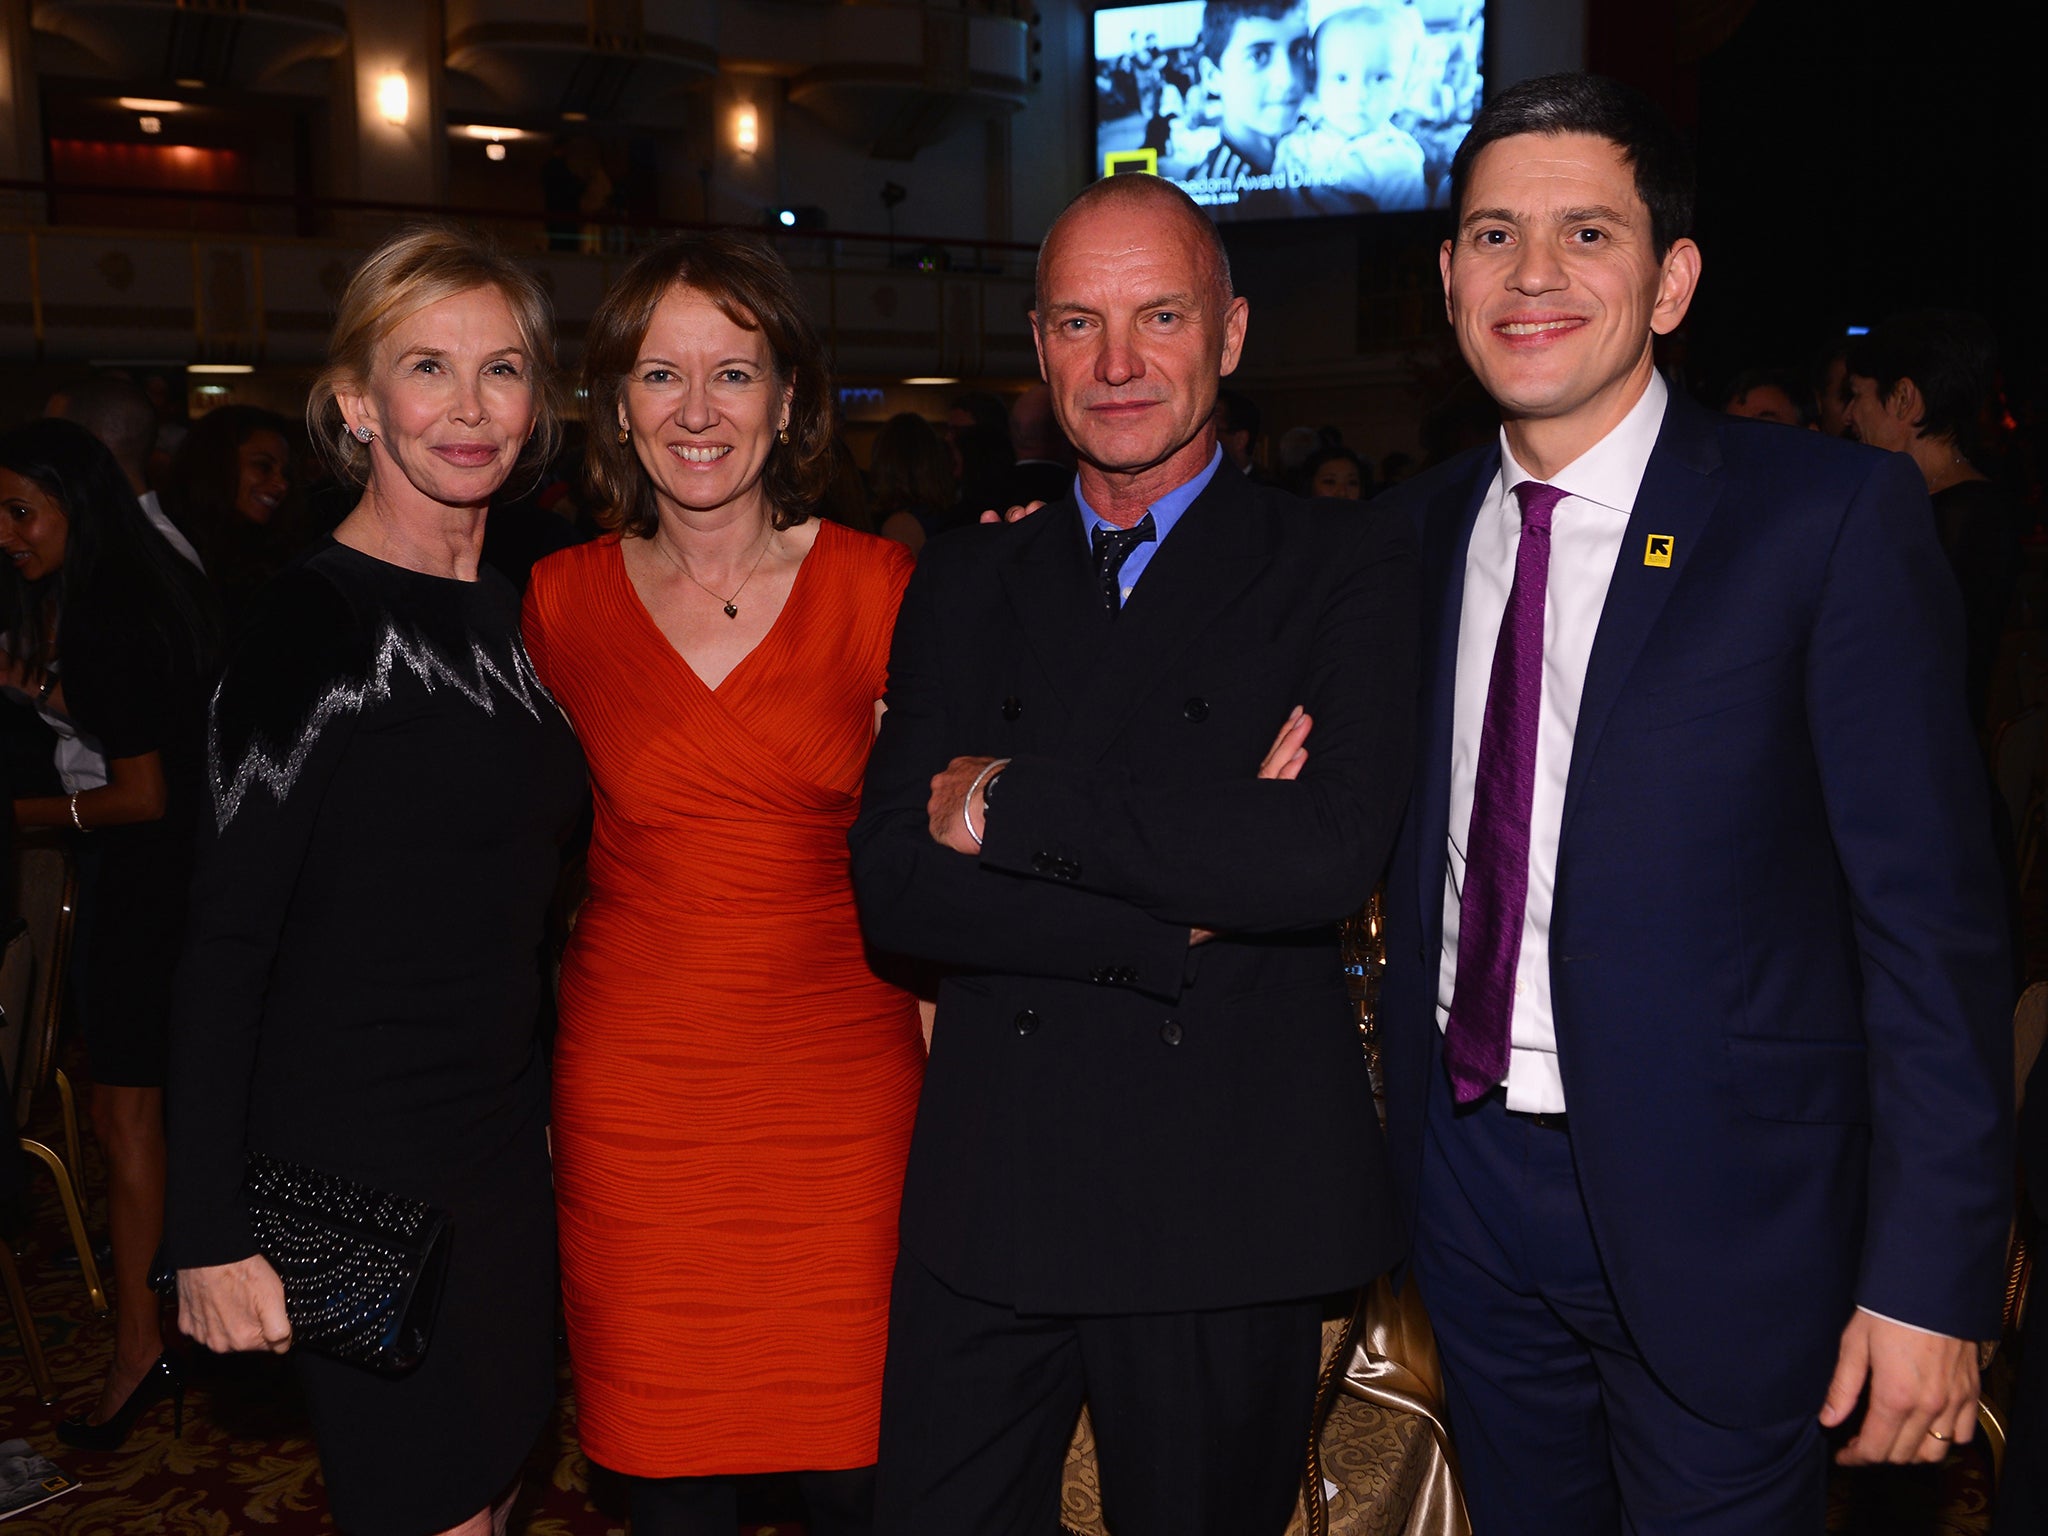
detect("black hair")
[1809,335,1852,401]
[165,405,311,577]
[1846,310,1998,456]
[1720,367,1816,428]
[0,417,223,680]
[1296,444,1372,499]
[1448,73,1695,260]
[1216,388,1261,440]
[1199,0,1304,66]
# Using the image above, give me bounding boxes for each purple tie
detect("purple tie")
[1443,480,1562,1103]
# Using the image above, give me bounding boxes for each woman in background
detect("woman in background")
[165,224,584,1536]
[0,418,222,1448]
[524,231,923,1536]
[866,410,954,558]
[164,405,312,631]
[1297,445,1369,501]
[1845,309,2021,730]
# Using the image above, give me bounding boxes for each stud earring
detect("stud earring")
[352,425,375,444]
[617,426,631,445]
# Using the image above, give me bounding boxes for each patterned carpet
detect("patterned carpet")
[0,1080,806,1535]
[0,1075,2008,1534]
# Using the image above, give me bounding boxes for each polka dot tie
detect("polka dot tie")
[1091,512,1157,615]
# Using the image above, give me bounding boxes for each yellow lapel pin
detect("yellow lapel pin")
[1644,534,1674,568]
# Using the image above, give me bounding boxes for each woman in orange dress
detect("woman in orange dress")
[521,233,923,1535]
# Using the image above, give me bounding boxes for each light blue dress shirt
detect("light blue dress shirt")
[1073,446,1225,607]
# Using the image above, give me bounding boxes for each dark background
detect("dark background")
[1598,0,2041,399]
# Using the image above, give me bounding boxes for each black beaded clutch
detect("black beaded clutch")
[241,1151,454,1378]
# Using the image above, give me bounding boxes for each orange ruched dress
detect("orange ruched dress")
[521,520,924,1477]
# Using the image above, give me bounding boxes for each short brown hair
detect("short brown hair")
[583,231,834,537]
[308,223,562,488]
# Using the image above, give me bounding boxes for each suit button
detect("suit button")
[1014,1009,1040,1036]
[1002,696,1022,721]
[1090,968,1109,984]
[1160,1020,1183,1045]
[1061,859,1081,880]
[1117,967,1135,984]
[1182,697,1209,722]
[1033,852,1056,874]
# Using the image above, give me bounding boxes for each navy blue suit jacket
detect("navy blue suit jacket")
[1376,389,2013,1426]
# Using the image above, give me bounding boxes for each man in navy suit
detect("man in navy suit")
[1375,73,2012,1532]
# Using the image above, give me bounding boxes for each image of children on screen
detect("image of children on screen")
[1093,0,1484,222]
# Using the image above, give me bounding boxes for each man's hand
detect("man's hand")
[928,756,1003,853]
[1189,708,1312,946]
[178,1255,293,1355]
[979,501,1048,525]
[1818,1310,1979,1463]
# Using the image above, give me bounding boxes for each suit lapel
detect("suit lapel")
[997,497,1104,714]
[1063,466,1271,763]
[1413,447,1500,950]
[1559,391,1727,842]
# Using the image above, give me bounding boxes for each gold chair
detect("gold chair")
[10,836,106,1314]
[1,918,57,1402]
[1979,980,2048,1477]
[1057,1284,1469,1536]
[1059,889,1470,1536]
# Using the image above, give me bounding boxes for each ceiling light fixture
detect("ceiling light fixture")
[117,97,183,112]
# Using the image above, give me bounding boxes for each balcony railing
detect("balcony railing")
[0,179,1043,379]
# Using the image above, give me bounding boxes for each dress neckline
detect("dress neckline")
[607,518,835,697]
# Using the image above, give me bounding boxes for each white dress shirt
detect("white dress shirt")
[1435,372,1668,1112]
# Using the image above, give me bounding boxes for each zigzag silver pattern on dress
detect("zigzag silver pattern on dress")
[208,619,555,833]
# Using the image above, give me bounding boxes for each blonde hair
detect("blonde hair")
[308,223,562,488]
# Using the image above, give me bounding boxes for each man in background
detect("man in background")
[44,374,202,568]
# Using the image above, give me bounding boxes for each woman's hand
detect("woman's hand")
[177,1255,293,1354]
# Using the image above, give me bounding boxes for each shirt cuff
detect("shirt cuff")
[1855,1305,1955,1340]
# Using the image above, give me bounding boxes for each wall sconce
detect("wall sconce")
[485,142,507,161]
[138,116,162,135]
[377,71,411,127]
[733,103,759,156]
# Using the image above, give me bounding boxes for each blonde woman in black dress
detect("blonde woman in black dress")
[163,225,585,1536]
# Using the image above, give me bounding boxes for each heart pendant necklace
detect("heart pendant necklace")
[654,525,774,620]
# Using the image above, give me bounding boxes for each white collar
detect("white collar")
[1498,369,1668,516]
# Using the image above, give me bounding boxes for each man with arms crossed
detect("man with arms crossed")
[851,173,1416,1536]
[1376,73,2011,1532]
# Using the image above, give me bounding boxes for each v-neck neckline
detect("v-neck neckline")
[610,520,832,697]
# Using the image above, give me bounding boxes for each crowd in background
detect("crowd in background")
[0,217,2041,1532]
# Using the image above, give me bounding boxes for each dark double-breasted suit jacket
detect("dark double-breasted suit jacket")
[1376,390,2014,1426]
[851,462,1418,1315]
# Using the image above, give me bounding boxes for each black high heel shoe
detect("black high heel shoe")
[54,1354,184,1451]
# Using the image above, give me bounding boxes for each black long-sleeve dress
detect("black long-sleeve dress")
[163,539,586,1535]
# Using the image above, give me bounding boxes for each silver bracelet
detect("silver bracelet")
[962,758,1011,849]
[68,791,87,833]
